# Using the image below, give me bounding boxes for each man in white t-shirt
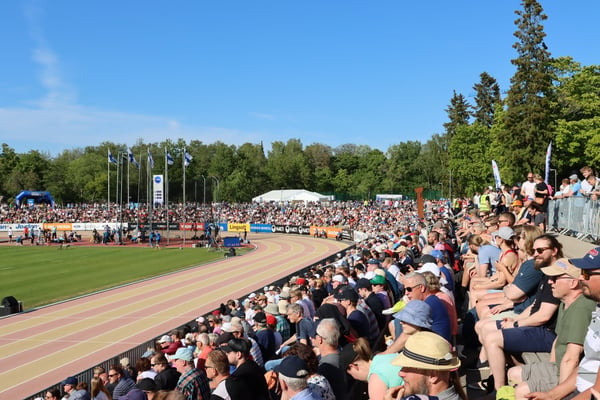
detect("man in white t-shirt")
[521,172,537,200]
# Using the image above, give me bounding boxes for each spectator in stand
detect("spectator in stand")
[223,338,270,400]
[264,303,291,343]
[252,311,277,363]
[586,174,600,200]
[522,172,537,201]
[280,303,315,349]
[158,335,174,355]
[355,278,385,330]
[109,364,137,398]
[61,376,89,400]
[471,235,562,391]
[171,348,211,400]
[204,348,231,399]
[384,299,432,353]
[274,356,317,400]
[344,336,404,400]
[335,286,370,340]
[312,318,348,400]
[402,272,451,343]
[45,389,61,400]
[579,166,595,194]
[151,353,181,391]
[390,332,465,400]
[507,258,595,399]
[284,342,336,400]
[90,376,111,400]
[528,201,546,232]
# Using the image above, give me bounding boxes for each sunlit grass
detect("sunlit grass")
[0,246,239,309]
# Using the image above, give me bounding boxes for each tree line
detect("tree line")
[1,0,598,205]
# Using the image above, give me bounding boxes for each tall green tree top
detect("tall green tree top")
[472,72,501,127]
[500,0,555,179]
[443,90,471,137]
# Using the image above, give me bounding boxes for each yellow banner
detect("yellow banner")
[43,223,73,231]
[228,223,250,232]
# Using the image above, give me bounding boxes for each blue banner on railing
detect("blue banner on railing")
[251,224,273,233]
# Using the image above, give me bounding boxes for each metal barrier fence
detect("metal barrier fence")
[548,197,600,241]
[24,243,355,400]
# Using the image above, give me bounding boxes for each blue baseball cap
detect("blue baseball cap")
[275,355,309,378]
[571,247,600,270]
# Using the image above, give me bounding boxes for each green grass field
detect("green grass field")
[0,246,242,309]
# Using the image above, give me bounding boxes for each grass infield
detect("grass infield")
[0,246,238,310]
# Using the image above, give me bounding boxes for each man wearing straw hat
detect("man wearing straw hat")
[388,331,465,400]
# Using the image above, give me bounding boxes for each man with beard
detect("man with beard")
[526,247,600,400]
[470,234,563,391]
[388,331,465,400]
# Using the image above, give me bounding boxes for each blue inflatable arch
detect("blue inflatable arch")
[15,191,55,208]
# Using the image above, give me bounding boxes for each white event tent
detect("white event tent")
[252,189,330,203]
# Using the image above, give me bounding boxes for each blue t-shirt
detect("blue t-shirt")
[478,244,501,276]
[424,295,452,342]
[296,318,315,342]
[512,259,543,314]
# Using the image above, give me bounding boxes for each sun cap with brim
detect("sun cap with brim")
[264,303,280,315]
[171,347,193,362]
[370,275,386,285]
[570,247,600,270]
[382,300,406,315]
[541,258,581,279]
[158,335,171,343]
[511,199,523,207]
[430,249,444,260]
[62,376,77,386]
[393,300,432,330]
[392,331,460,371]
[493,226,516,241]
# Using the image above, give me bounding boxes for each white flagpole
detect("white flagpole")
[183,148,186,248]
[127,156,130,208]
[165,147,169,246]
[107,150,110,207]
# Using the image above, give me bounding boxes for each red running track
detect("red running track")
[0,233,351,399]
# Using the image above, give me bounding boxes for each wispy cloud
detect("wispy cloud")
[0,3,289,155]
[249,112,275,120]
[0,3,262,154]
[24,2,76,108]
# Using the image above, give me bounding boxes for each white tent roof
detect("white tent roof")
[252,189,330,203]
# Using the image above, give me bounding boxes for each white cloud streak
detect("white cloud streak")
[1,2,267,154]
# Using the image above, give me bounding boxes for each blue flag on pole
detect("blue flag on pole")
[148,148,154,169]
[184,151,193,167]
[166,151,175,166]
[127,148,139,168]
[108,149,117,164]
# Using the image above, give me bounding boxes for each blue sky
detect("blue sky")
[0,1,597,156]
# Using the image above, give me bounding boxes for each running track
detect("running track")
[0,233,351,399]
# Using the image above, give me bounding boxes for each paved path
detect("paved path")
[0,233,351,399]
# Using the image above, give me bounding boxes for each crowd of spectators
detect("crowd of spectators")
[0,199,427,230]
[26,167,600,400]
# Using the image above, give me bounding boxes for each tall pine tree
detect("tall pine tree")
[443,90,471,137]
[472,72,501,127]
[498,0,554,181]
